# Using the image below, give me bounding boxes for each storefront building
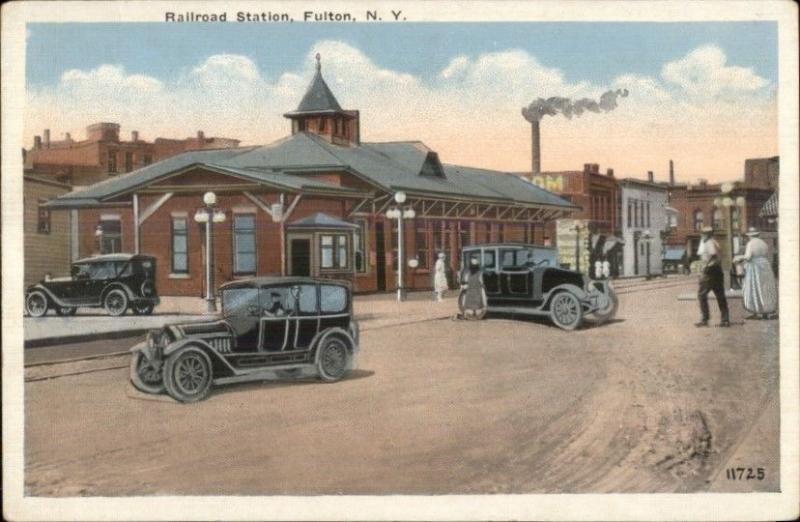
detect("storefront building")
[48,57,576,295]
[618,177,669,277]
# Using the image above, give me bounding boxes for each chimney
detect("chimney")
[197,130,205,142]
[34,135,42,149]
[131,130,139,142]
[530,120,540,175]
[43,129,50,148]
[583,163,592,174]
[669,159,675,186]
[591,163,599,174]
[65,132,72,141]
[647,171,654,183]
[606,168,614,177]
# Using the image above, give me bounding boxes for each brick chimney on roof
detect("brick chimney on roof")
[43,129,50,148]
[34,135,42,149]
[606,168,614,177]
[197,130,205,142]
[131,130,139,142]
[647,171,654,183]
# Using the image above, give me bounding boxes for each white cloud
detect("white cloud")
[24,42,776,181]
[661,45,769,99]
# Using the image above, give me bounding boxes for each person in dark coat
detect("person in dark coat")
[457,257,487,320]
[695,226,730,327]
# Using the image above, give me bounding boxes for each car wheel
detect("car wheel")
[163,346,213,403]
[104,289,129,316]
[132,303,155,315]
[592,289,618,325]
[316,336,351,382]
[549,291,583,330]
[55,306,78,316]
[130,351,165,394]
[25,291,49,317]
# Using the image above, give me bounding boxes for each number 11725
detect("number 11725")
[725,467,765,480]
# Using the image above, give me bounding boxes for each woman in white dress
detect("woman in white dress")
[734,227,778,319]
[433,252,449,302]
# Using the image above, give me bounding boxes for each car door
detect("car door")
[501,248,533,302]
[259,286,291,352]
[291,284,319,350]
[482,249,501,300]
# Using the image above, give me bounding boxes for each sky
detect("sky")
[25,22,778,183]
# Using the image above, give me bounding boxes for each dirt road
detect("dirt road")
[25,279,779,495]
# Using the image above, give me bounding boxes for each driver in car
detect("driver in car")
[263,292,286,317]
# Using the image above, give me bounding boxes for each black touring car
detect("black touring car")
[460,244,618,330]
[130,277,359,402]
[25,254,159,317]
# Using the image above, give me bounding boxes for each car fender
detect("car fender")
[311,327,356,363]
[26,284,71,308]
[101,282,136,302]
[544,284,589,307]
[161,337,236,374]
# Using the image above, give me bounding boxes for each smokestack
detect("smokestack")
[530,120,540,175]
[669,160,675,186]
[34,135,42,149]
[647,171,654,183]
[43,129,50,148]
[131,130,139,142]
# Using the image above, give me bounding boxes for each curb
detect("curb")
[25,328,150,349]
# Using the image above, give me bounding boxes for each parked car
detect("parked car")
[459,243,618,330]
[130,277,359,402]
[25,254,159,317]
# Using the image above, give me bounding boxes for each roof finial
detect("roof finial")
[315,53,321,72]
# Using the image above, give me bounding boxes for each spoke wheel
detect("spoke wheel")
[132,303,155,315]
[549,291,583,330]
[317,336,350,382]
[26,291,49,317]
[130,351,165,394]
[56,306,77,316]
[164,346,213,403]
[104,289,129,316]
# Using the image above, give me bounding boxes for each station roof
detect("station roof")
[51,128,575,211]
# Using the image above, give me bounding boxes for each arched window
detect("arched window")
[712,208,724,229]
[693,209,704,231]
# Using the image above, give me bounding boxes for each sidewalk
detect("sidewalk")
[24,291,458,347]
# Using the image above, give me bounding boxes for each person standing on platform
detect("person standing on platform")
[734,227,778,319]
[695,226,730,327]
[433,252,449,302]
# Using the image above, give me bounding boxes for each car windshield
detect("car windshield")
[222,287,259,317]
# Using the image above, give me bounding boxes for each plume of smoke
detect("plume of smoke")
[522,89,629,122]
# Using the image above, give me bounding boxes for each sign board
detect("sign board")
[556,218,591,271]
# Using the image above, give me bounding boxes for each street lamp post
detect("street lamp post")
[572,223,585,272]
[714,183,746,289]
[194,191,226,312]
[385,191,416,302]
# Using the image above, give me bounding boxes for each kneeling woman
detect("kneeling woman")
[458,257,487,320]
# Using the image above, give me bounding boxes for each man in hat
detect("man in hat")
[696,226,730,327]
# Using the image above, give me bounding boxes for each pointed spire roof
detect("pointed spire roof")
[290,53,343,115]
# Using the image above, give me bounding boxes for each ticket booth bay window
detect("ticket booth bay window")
[286,213,358,279]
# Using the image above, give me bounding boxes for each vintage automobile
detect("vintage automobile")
[25,254,159,317]
[459,243,618,330]
[130,277,359,402]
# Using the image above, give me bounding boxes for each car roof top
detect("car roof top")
[74,253,155,263]
[220,276,351,290]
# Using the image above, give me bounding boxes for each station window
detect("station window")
[233,214,257,274]
[353,219,367,273]
[415,219,430,269]
[320,234,348,270]
[99,218,122,254]
[107,150,117,173]
[171,217,188,273]
[125,151,134,173]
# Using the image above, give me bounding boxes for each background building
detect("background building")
[619,175,669,277]
[23,175,73,287]
[521,164,622,274]
[24,123,240,187]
